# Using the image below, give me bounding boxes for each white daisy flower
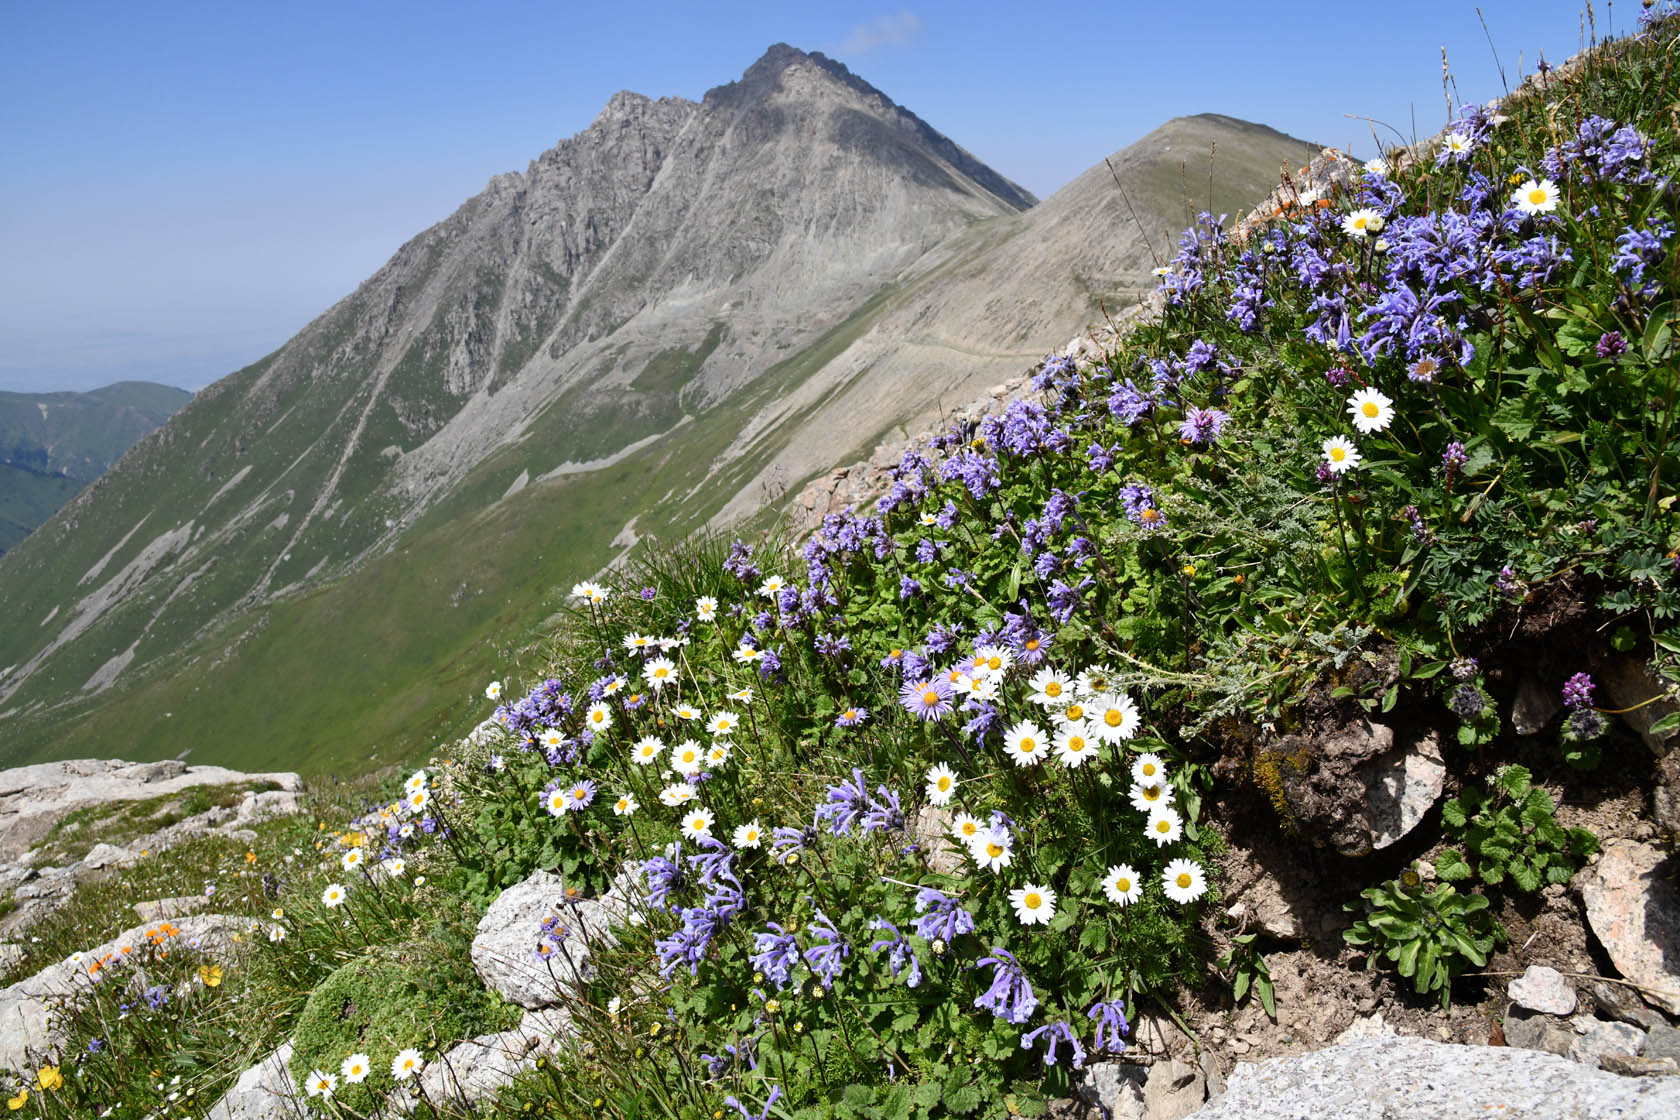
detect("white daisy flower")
[1091,693,1141,744]
[1027,668,1073,706]
[925,763,959,805]
[1053,721,1098,768]
[695,596,719,621]
[631,736,664,766]
[1009,883,1057,926]
[975,645,1014,678]
[405,770,428,792]
[949,813,985,846]
[757,575,786,598]
[919,509,940,526]
[706,711,739,736]
[1146,805,1184,847]
[544,788,570,816]
[1513,176,1560,215]
[642,657,676,689]
[1128,782,1173,812]
[585,701,613,732]
[732,643,764,665]
[612,793,638,817]
[306,1070,337,1099]
[268,925,286,942]
[340,849,363,872]
[1322,434,1361,474]
[706,743,732,768]
[670,740,704,776]
[1341,208,1385,239]
[1346,387,1395,434]
[1152,265,1174,279]
[406,787,431,814]
[382,858,406,878]
[729,686,754,704]
[1162,858,1208,903]
[485,681,502,701]
[570,580,609,604]
[622,633,654,652]
[681,808,715,840]
[659,782,697,807]
[967,677,1000,703]
[341,1054,371,1084]
[540,727,565,751]
[1131,752,1167,786]
[734,820,764,848]
[1364,157,1389,177]
[1076,664,1118,696]
[1004,720,1049,767]
[672,703,701,722]
[321,883,347,908]
[1054,698,1089,727]
[1442,131,1473,157]
[969,829,1014,873]
[1103,864,1143,906]
[391,1049,424,1081]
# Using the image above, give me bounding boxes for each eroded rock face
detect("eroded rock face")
[1184,1036,1680,1119]
[470,870,618,1010]
[1578,839,1680,1014]
[203,1043,301,1120]
[0,759,302,864]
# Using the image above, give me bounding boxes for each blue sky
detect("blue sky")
[1,0,1603,393]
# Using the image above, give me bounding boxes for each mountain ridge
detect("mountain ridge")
[0,46,1311,773]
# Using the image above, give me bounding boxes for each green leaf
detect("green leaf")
[1441,799,1469,829]
[1233,970,1251,1003]
[1437,849,1473,881]
[1257,974,1277,1020]
[1649,711,1680,736]
[945,1083,982,1116]
[1490,397,1538,442]
[1511,862,1542,893]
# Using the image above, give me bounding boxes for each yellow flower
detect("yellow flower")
[198,964,224,988]
[245,851,258,863]
[6,1090,26,1110]
[35,1066,62,1092]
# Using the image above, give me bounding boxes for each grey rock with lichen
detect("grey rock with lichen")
[1184,1036,1680,1119]
[470,869,617,1010]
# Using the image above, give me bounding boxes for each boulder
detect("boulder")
[1597,657,1679,755]
[1642,1023,1680,1063]
[1510,676,1562,736]
[1503,1011,1577,1057]
[1072,1062,1147,1120]
[1143,1058,1207,1120]
[204,1042,303,1120]
[408,1007,573,1109]
[1589,979,1669,1031]
[1568,1016,1646,1069]
[912,806,966,876]
[470,870,618,1009]
[1578,840,1680,1014]
[1184,1036,1680,1119]
[1363,730,1445,851]
[1508,965,1577,1015]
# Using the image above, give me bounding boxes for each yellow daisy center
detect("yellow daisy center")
[1143,787,1160,801]
[961,822,978,837]
[1024,892,1042,909]
[1156,820,1171,833]
[1105,710,1123,727]
[1362,401,1379,417]
[573,789,586,800]
[1069,737,1086,751]
[1065,703,1084,721]
[1142,763,1156,776]
[1331,447,1347,461]
[921,690,940,707]
[986,842,1005,858]
[1529,188,1547,204]
[937,776,951,791]
[1177,873,1193,889]
[1045,681,1062,697]
[987,656,1002,670]
[1019,738,1037,753]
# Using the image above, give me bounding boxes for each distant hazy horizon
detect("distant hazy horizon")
[2,0,1603,394]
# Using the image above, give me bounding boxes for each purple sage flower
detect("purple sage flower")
[1562,672,1596,711]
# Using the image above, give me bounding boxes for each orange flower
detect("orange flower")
[245,850,258,863]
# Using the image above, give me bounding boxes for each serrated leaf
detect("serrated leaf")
[1437,849,1473,881]
[945,1083,982,1116]
[1511,862,1542,892]
[1441,799,1468,828]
